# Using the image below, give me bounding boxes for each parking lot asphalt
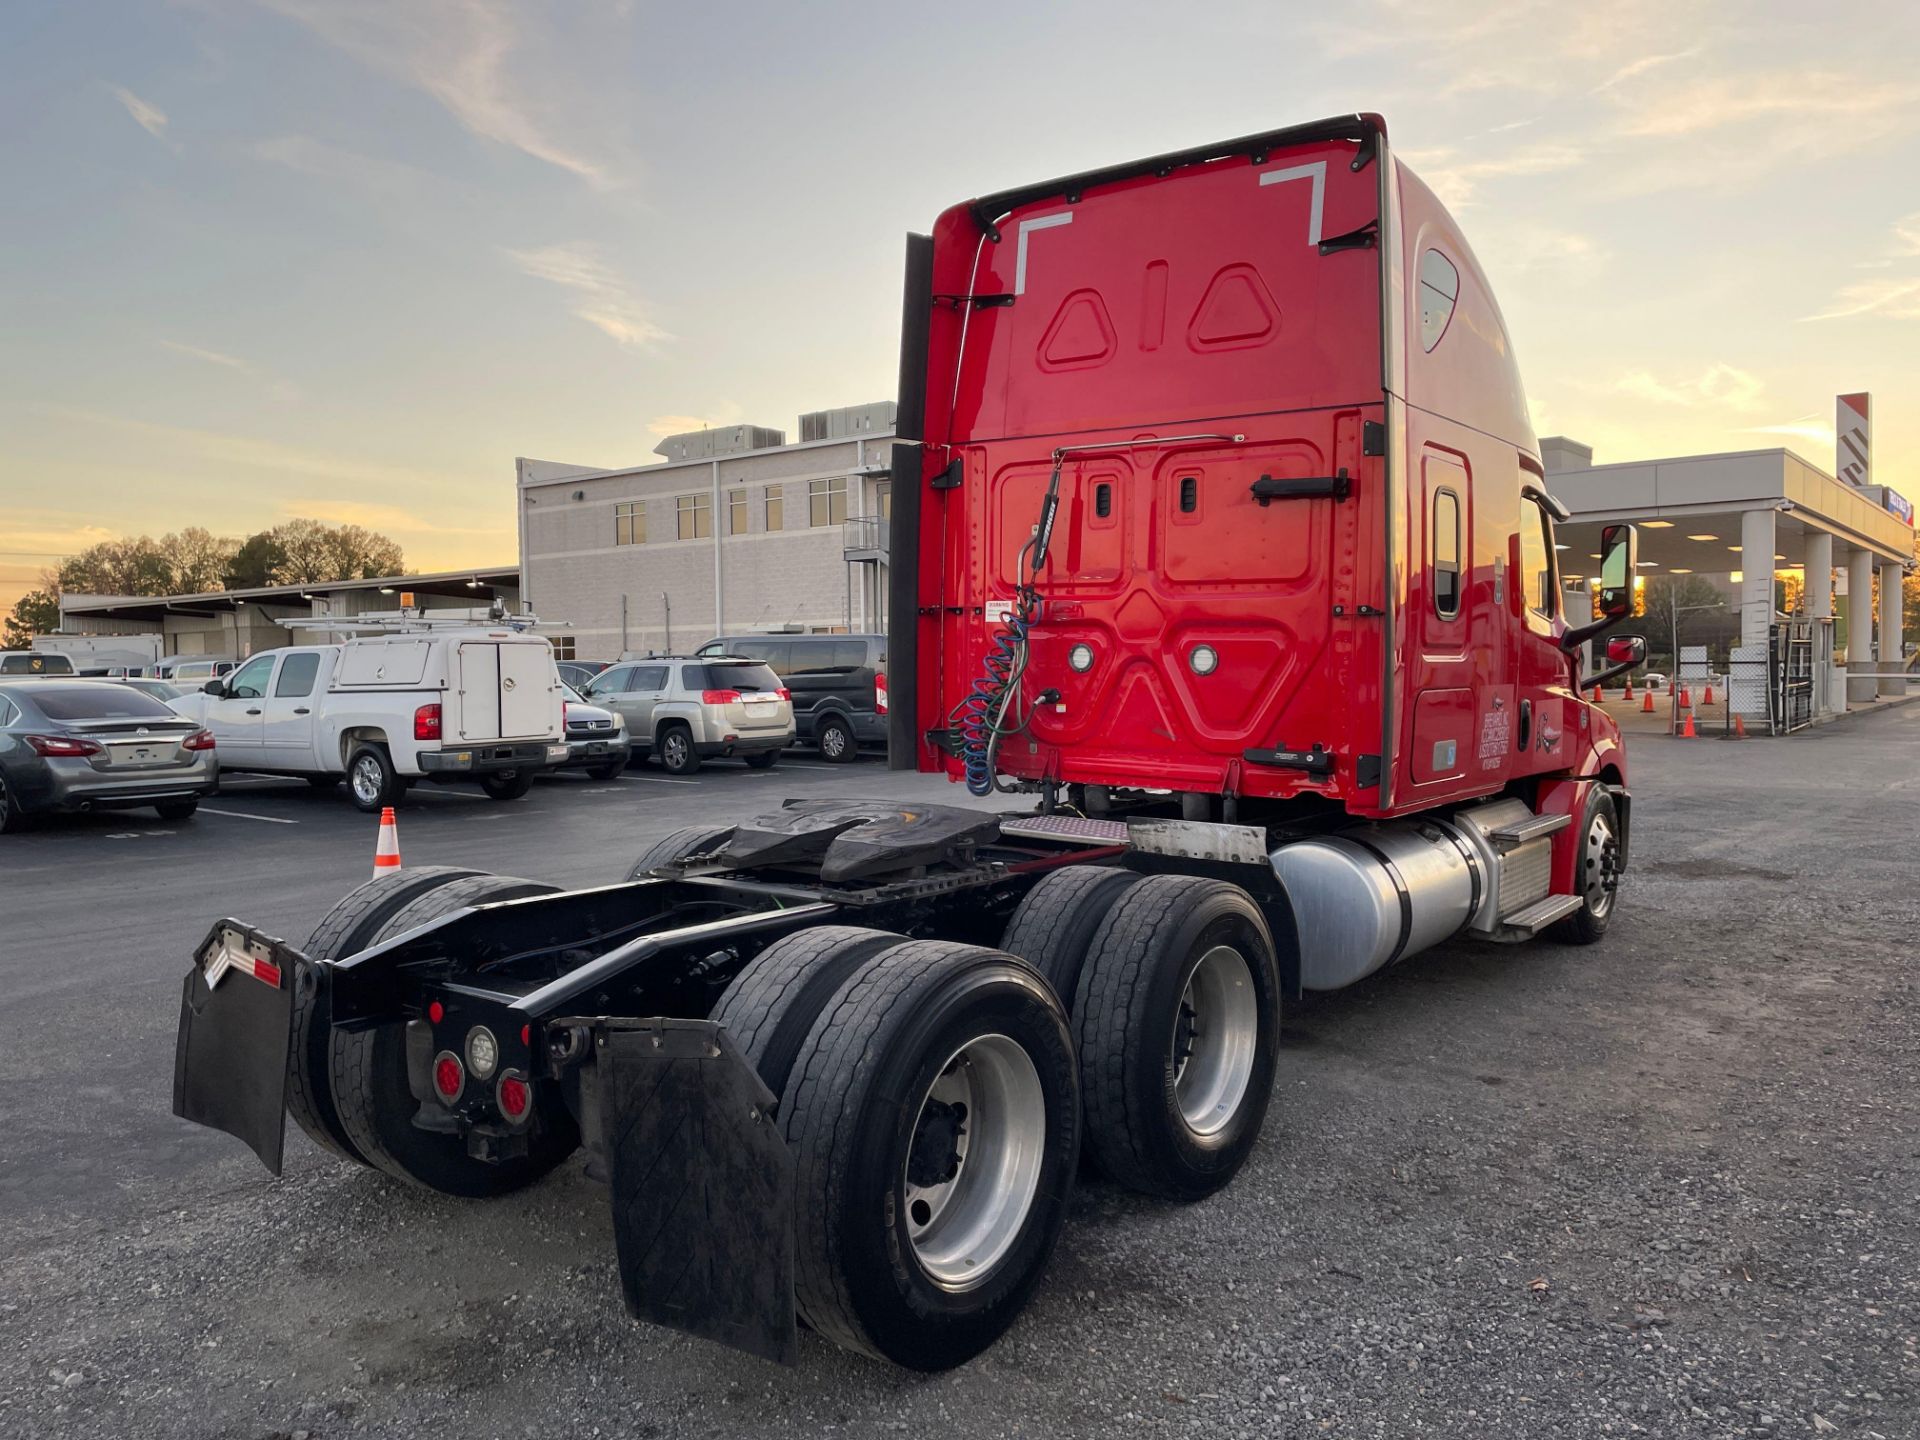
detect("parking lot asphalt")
[4,716,1918,1440]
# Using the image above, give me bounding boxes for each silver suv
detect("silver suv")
[583,658,793,774]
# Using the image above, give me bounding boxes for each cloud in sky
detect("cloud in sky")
[1739,414,1836,448]
[283,497,507,538]
[1800,278,1920,322]
[1615,363,1767,413]
[1589,47,1702,94]
[1401,142,1585,209]
[1617,71,1912,140]
[110,85,173,146]
[505,244,668,349]
[158,340,247,370]
[252,0,612,186]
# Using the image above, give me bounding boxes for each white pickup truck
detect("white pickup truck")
[169,627,568,811]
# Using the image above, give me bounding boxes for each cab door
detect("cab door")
[1511,491,1574,777]
[1408,450,1476,792]
[205,653,276,763]
[259,650,325,769]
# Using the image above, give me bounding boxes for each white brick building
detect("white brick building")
[517,405,896,662]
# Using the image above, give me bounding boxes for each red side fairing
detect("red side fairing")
[912,134,1388,802]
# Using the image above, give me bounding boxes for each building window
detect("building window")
[551,635,576,661]
[874,481,891,520]
[1419,249,1460,352]
[809,475,848,527]
[614,501,645,546]
[728,489,748,535]
[1432,489,1461,618]
[676,493,712,540]
[764,486,784,531]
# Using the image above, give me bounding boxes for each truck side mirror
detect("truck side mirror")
[1597,524,1637,620]
[202,679,226,697]
[1605,635,1646,667]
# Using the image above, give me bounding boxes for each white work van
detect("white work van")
[170,626,567,811]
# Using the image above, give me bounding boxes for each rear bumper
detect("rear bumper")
[28,755,219,813]
[561,733,633,768]
[695,729,793,758]
[418,741,568,775]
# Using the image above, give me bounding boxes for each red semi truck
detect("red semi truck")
[172,114,1641,1372]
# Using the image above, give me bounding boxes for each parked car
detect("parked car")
[1641,672,1667,692]
[582,657,792,774]
[556,660,612,691]
[0,652,77,677]
[116,678,185,703]
[168,628,567,811]
[0,679,217,830]
[149,656,236,684]
[554,684,630,779]
[694,634,886,762]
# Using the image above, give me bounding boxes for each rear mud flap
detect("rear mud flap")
[171,920,299,1175]
[582,1018,797,1365]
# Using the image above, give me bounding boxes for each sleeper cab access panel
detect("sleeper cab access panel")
[905,118,1392,807]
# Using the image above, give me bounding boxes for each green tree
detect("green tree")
[268,519,403,584]
[1,587,60,650]
[1639,574,1729,668]
[58,536,176,596]
[223,531,288,590]
[163,527,240,593]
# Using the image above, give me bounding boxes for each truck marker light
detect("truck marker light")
[433,1051,465,1103]
[1189,645,1219,676]
[1068,644,1094,673]
[496,1072,532,1123]
[521,1024,531,1046]
[428,1000,445,1024]
[466,1026,499,1081]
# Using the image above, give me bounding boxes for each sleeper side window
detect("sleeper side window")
[1432,489,1461,619]
[1519,498,1559,619]
[1419,249,1460,352]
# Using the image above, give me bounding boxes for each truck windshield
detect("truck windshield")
[687,663,782,693]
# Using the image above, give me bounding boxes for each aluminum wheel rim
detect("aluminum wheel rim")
[1172,945,1259,1138]
[663,733,688,767]
[1584,813,1617,919]
[350,755,383,806]
[902,1033,1047,1292]
[822,725,847,758]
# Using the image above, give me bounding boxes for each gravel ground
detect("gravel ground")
[3,710,1917,1440]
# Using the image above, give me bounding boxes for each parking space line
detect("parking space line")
[626,777,700,785]
[198,807,300,825]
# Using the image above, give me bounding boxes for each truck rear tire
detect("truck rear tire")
[624,824,735,880]
[329,873,577,1196]
[154,799,198,821]
[1073,875,1281,1201]
[346,743,402,813]
[999,864,1142,1011]
[657,723,700,775]
[779,939,1079,1370]
[743,749,780,770]
[293,866,482,1166]
[712,927,907,1101]
[585,759,625,781]
[479,769,535,801]
[1548,789,1621,945]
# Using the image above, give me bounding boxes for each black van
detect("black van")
[694,633,886,762]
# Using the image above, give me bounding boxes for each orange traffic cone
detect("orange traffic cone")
[1623,678,1635,700]
[1679,710,1696,738]
[1641,689,1656,713]
[373,805,402,877]
[1679,685,1691,708]
[1703,683,1715,705]
[1591,685,1604,703]
[1732,714,1747,739]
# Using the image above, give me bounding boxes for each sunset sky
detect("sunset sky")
[4,0,1917,612]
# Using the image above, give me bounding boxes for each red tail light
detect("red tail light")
[776,687,791,701]
[562,701,571,726]
[497,1072,532,1123]
[183,728,216,751]
[701,689,742,705]
[24,734,102,757]
[414,703,442,741]
[432,1051,465,1102]
[874,671,888,716]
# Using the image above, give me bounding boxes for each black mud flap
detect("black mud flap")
[587,1018,797,1365]
[171,919,299,1176]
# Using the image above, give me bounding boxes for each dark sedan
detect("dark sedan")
[0,680,218,831]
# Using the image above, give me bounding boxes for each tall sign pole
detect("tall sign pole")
[1836,393,1871,488]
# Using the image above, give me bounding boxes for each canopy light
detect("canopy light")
[1687,534,1718,542]
[1642,520,1675,529]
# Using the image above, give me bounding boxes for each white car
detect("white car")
[171,627,567,810]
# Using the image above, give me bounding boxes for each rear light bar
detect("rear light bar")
[414,703,442,741]
[701,689,742,705]
[874,672,887,716]
[24,734,102,757]
[184,728,216,751]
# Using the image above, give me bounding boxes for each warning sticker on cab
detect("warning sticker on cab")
[984,600,1014,626]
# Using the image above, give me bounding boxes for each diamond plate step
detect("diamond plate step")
[998,815,1131,846]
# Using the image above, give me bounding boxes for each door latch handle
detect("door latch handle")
[1251,468,1350,506]
[246,708,262,715]
[293,707,311,715]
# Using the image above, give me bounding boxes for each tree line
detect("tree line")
[2,519,404,649]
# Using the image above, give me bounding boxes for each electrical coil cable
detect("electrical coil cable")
[953,456,1067,795]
